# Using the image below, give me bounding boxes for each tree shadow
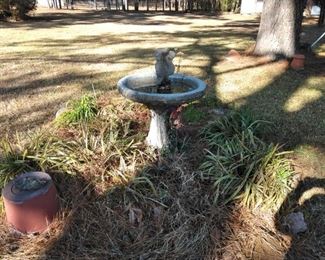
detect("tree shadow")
[1,19,258,135]
[232,54,325,150]
[212,46,324,260]
[0,9,225,30]
[275,177,325,259]
[0,71,111,134]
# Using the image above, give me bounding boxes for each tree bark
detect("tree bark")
[319,1,325,26]
[254,0,304,59]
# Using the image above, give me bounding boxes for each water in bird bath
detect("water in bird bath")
[131,83,196,94]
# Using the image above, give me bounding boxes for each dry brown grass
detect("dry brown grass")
[0,8,325,260]
[1,9,324,149]
[0,134,290,259]
[0,9,257,135]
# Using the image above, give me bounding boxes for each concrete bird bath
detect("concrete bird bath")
[118,48,207,149]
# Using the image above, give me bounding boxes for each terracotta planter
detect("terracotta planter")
[2,172,59,234]
[290,54,305,70]
[225,49,241,61]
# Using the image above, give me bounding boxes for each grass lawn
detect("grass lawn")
[0,8,324,259]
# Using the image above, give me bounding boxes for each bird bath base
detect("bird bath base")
[146,108,171,149]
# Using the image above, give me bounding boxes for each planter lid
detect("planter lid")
[2,172,53,204]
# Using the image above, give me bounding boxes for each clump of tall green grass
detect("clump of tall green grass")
[56,95,98,125]
[200,112,294,210]
[0,136,35,187]
[0,132,82,188]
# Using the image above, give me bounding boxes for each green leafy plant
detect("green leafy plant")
[201,95,220,108]
[182,104,205,123]
[56,95,99,126]
[0,137,34,187]
[0,132,82,188]
[201,111,265,148]
[200,112,294,210]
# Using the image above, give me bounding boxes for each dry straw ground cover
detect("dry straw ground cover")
[0,8,324,259]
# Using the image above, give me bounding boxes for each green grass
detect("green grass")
[0,136,36,187]
[182,103,206,123]
[56,94,98,125]
[200,112,294,210]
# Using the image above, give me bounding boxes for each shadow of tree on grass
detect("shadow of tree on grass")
[276,177,325,259]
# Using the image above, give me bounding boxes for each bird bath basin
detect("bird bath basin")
[118,49,207,149]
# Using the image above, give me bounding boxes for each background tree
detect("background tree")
[0,0,36,20]
[317,0,324,26]
[0,0,10,17]
[254,0,305,58]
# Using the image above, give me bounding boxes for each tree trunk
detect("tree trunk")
[106,0,111,10]
[254,0,304,59]
[135,0,139,11]
[319,1,325,26]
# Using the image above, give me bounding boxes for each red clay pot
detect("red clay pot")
[226,49,241,61]
[228,49,241,57]
[290,54,305,70]
[2,172,59,234]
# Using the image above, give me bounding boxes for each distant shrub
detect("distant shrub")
[0,0,36,20]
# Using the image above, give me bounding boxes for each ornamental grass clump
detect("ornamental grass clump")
[200,112,294,210]
[0,98,153,192]
[56,95,98,126]
[0,132,82,189]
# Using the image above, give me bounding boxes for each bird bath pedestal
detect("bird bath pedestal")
[146,107,170,149]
